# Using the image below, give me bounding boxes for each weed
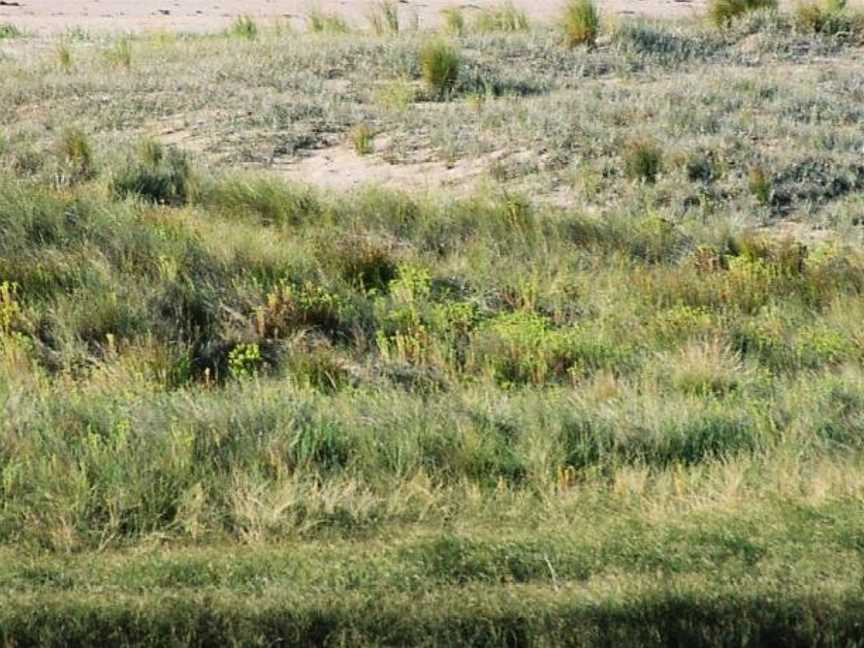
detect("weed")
[419,40,461,98]
[562,0,601,47]
[228,342,262,379]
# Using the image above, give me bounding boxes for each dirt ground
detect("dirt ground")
[2,0,708,34]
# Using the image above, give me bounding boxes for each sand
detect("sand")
[1,0,706,35]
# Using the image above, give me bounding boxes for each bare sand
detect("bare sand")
[1,0,706,35]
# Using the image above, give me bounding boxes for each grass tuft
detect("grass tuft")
[367,0,400,35]
[624,139,664,183]
[419,40,461,98]
[350,123,376,156]
[307,7,351,33]
[229,15,259,40]
[708,0,778,27]
[562,0,601,47]
[474,1,530,32]
[441,7,466,35]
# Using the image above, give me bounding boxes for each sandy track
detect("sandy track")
[2,0,706,34]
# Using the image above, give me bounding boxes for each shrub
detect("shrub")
[350,124,375,156]
[441,7,466,35]
[708,0,778,27]
[624,139,664,183]
[367,0,400,34]
[229,15,258,40]
[112,140,197,205]
[419,40,461,98]
[562,0,601,47]
[474,2,530,32]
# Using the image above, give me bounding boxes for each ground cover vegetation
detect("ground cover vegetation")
[1,2,864,645]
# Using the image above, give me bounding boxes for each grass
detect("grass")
[350,123,376,155]
[562,0,601,47]
[367,0,400,35]
[441,6,466,35]
[474,1,531,32]
[419,40,461,97]
[0,23,22,39]
[307,7,351,33]
[1,11,864,645]
[708,0,779,27]
[229,15,259,40]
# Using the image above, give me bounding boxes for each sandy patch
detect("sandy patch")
[3,0,707,35]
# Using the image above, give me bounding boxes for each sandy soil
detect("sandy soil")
[2,0,707,34]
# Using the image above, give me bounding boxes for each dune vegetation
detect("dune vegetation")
[1,2,864,645]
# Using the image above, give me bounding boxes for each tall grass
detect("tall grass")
[562,0,601,46]
[708,0,778,27]
[419,40,461,97]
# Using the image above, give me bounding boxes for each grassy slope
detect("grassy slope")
[1,8,864,647]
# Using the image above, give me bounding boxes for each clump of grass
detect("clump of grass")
[106,38,132,69]
[367,1,400,35]
[111,139,196,205]
[56,43,74,72]
[441,7,466,35]
[474,1,530,32]
[201,174,319,226]
[624,139,664,183]
[57,127,95,183]
[350,124,375,156]
[748,165,772,205]
[562,0,601,47]
[419,40,461,98]
[708,0,778,27]
[307,7,351,33]
[229,15,259,40]
[0,23,22,39]
[662,339,748,396]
